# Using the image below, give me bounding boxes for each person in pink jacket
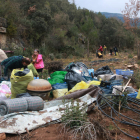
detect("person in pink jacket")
[32,49,44,73]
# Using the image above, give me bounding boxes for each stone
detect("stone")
[0,133,6,140]
[133,56,137,59]
[127,65,134,69]
[128,83,133,87]
[0,27,6,33]
[0,18,7,28]
[134,64,139,69]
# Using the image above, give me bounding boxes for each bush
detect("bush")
[49,53,55,61]
[132,69,140,88]
[45,61,63,74]
[68,54,73,59]
[60,99,96,140]
[128,54,133,59]
[55,53,62,59]
[61,99,88,127]
[137,60,140,65]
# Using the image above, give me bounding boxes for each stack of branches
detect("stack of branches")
[45,61,63,74]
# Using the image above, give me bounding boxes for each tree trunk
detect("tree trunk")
[136,36,140,59]
[119,38,120,48]
[138,44,140,59]
[87,39,89,58]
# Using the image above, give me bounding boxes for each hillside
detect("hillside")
[0,0,137,59]
[101,12,124,22]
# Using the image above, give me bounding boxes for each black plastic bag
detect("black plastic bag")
[65,62,89,77]
[65,70,87,90]
[14,68,30,76]
[16,93,31,98]
[94,66,113,77]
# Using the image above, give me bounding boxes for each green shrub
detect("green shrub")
[60,99,96,140]
[61,99,88,128]
[55,53,62,59]
[128,54,133,58]
[49,53,55,61]
[68,54,73,59]
[132,69,140,88]
[137,60,140,65]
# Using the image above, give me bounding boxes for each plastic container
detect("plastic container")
[116,69,122,75]
[116,69,133,76]
[121,70,133,76]
[88,69,94,76]
[127,92,138,98]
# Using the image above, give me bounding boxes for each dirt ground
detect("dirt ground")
[5,51,140,140]
[6,108,140,140]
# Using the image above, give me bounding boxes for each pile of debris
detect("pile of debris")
[0,61,140,140]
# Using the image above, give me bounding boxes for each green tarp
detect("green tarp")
[48,71,67,85]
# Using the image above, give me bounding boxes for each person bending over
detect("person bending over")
[1,55,30,76]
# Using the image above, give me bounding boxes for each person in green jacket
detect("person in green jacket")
[1,55,30,76]
[27,63,39,77]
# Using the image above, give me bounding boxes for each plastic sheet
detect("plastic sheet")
[136,89,140,99]
[0,84,11,101]
[67,81,100,94]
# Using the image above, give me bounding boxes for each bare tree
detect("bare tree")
[122,0,140,59]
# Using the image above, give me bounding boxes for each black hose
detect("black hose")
[96,92,140,139]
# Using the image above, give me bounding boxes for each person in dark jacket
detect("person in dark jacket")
[114,46,118,56]
[110,48,113,55]
[1,55,31,76]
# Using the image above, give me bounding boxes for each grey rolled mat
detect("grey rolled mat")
[24,96,44,111]
[0,98,28,116]
[0,97,44,116]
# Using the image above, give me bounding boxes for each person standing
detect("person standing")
[98,45,103,54]
[103,45,107,55]
[114,46,118,56]
[32,49,44,73]
[110,48,113,55]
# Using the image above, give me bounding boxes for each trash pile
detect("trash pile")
[0,61,140,139]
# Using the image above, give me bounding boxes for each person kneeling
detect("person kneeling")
[97,51,103,58]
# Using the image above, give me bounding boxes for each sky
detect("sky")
[69,0,130,14]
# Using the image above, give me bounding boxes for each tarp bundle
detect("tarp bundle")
[100,80,123,94]
[0,96,44,116]
[112,86,136,95]
[97,74,123,81]
[94,66,113,77]
[10,69,34,98]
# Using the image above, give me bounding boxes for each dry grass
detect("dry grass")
[47,52,136,71]
[44,51,138,74]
